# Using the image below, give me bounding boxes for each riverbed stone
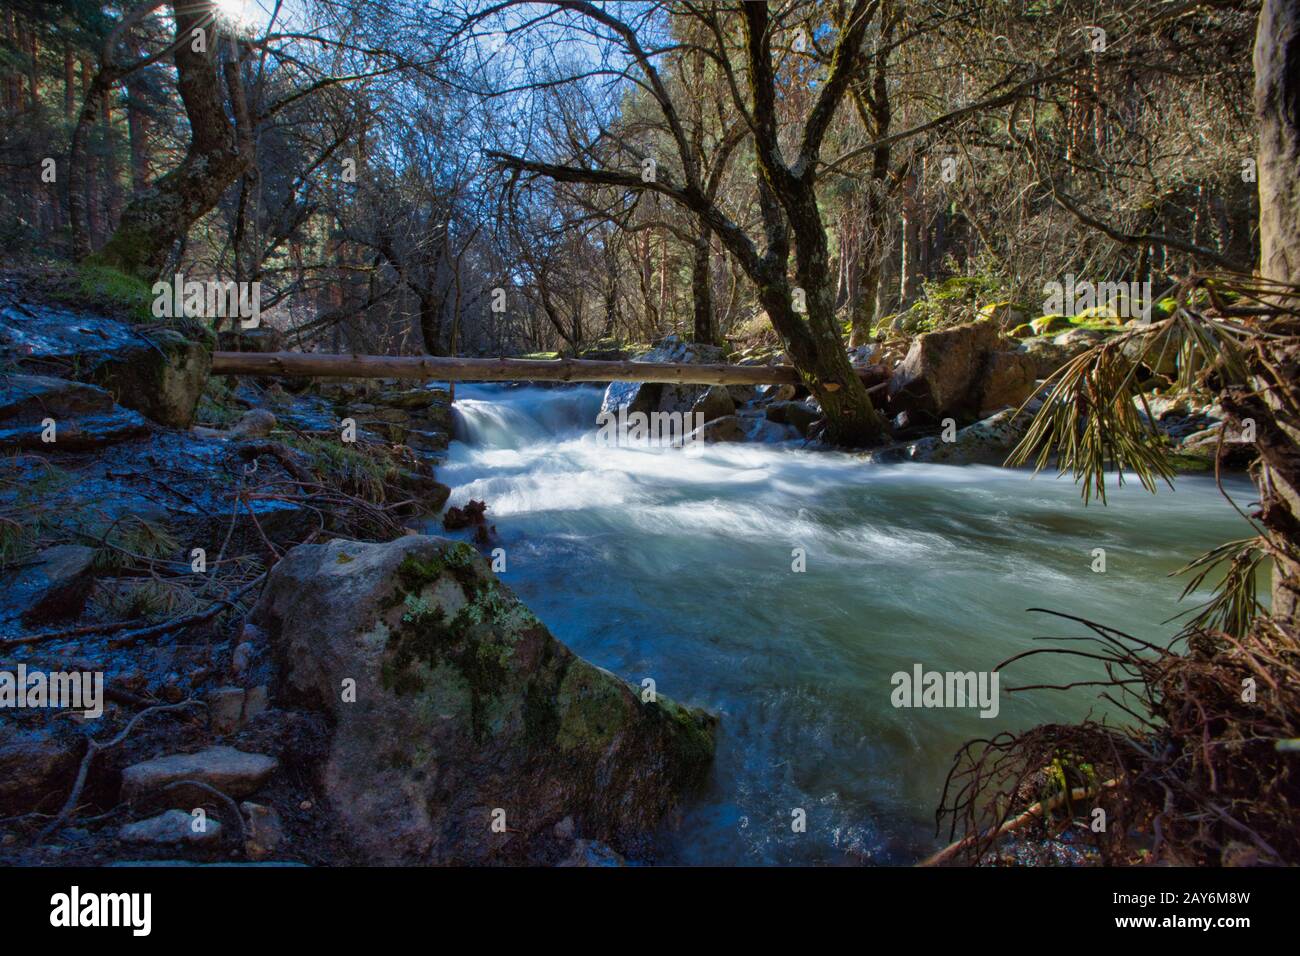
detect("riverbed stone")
[249,534,716,864]
[600,335,726,423]
[691,386,735,423]
[120,746,278,808]
[119,809,223,847]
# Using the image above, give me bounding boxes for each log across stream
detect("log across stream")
[436,384,1257,864]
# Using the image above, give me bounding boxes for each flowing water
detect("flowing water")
[438,384,1257,865]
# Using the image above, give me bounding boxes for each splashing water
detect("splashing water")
[438,384,1256,865]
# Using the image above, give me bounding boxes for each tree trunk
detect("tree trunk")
[900,172,923,309]
[1252,0,1300,623]
[691,224,718,345]
[90,2,253,281]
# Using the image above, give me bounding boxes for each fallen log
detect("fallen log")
[212,351,889,388]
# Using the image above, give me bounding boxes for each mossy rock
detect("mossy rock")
[84,327,212,428]
[251,535,717,864]
[1030,314,1073,335]
[1008,323,1035,338]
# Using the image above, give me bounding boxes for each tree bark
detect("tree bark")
[691,224,718,345]
[1252,0,1300,623]
[90,1,254,281]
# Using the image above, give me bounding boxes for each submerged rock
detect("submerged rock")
[250,534,717,864]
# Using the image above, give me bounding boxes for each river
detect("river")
[438,383,1256,865]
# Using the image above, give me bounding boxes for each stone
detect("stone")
[973,350,1039,414]
[216,327,285,353]
[227,408,276,439]
[691,386,735,424]
[119,809,223,847]
[1029,314,1073,335]
[907,408,1033,465]
[9,544,98,626]
[1053,327,1109,348]
[0,724,80,815]
[599,335,726,423]
[687,415,746,443]
[207,687,246,735]
[1122,328,1180,375]
[0,374,148,450]
[85,327,212,428]
[249,534,716,864]
[886,320,1005,426]
[120,746,278,808]
[765,401,819,436]
[240,801,284,860]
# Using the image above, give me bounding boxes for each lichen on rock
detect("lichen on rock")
[250,534,717,864]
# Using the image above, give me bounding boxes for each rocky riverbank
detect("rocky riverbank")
[0,278,716,866]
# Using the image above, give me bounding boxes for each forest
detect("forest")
[0,0,1296,890]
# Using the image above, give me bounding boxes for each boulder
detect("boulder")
[691,386,735,424]
[8,544,98,625]
[1053,327,1109,348]
[765,400,820,436]
[1121,328,1180,376]
[1019,333,1097,380]
[249,535,716,864]
[886,320,1004,426]
[972,349,1039,415]
[120,746,278,808]
[84,327,212,428]
[600,335,726,422]
[228,408,276,439]
[686,415,746,443]
[216,327,285,353]
[0,373,148,450]
[1029,314,1073,335]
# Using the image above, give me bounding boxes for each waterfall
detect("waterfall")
[451,384,605,449]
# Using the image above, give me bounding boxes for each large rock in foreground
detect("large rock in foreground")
[251,535,716,864]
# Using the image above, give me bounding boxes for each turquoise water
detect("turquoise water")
[439,385,1258,865]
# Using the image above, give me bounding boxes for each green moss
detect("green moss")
[555,660,630,752]
[380,545,523,742]
[74,264,153,322]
